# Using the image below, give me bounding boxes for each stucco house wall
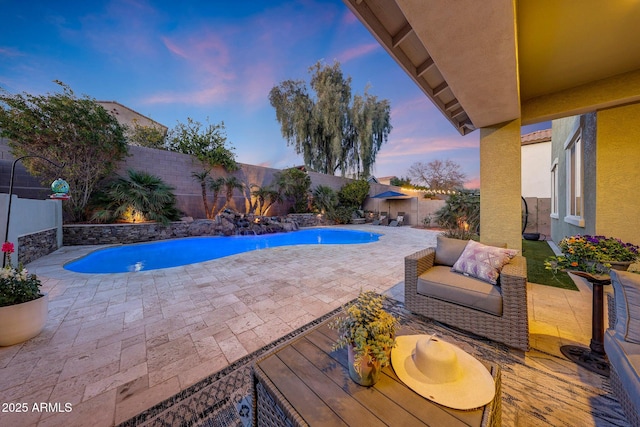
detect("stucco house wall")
[550,106,639,247]
[97,101,168,135]
[595,103,640,245]
[521,137,551,198]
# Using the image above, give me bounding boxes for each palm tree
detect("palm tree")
[251,184,283,216]
[94,169,181,225]
[209,177,226,218]
[191,170,211,218]
[221,176,244,212]
[312,185,338,216]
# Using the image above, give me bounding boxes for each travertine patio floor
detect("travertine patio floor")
[0,226,606,426]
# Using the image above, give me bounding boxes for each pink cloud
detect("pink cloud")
[239,61,278,108]
[336,43,380,63]
[162,32,234,80]
[381,134,478,157]
[141,31,238,105]
[142,84,230,106]
[341,10,359,26]
[161,37,188,59]
[464,176,481,189]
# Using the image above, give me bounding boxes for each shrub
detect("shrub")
[338,179,370,209]
[312,185,338,215]
[92,169,181,225]
[0,82,128,222]
[275,168,311,213]
[330,206,356,224]
[435,189,480,240]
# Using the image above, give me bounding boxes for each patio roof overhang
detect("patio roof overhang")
[343,0,640,134]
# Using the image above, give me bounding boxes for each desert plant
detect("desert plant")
[221,176,244,212]
[251,184,282,216]
[312,185,338,216]
[435,189,480,240]
[92,169,181,225]
[274,168,311,213]
[192,170,211,218]
[208,177,226,218]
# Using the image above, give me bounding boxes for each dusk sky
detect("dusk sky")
[1,0,549,188]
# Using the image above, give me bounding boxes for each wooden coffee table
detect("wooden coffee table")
[252,320,501,427]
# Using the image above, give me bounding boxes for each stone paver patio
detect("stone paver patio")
[0,225,600,426]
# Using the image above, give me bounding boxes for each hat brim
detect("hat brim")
[391,335,495,410]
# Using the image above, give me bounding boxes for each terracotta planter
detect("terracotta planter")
[347,345,381,387]
[0,293,48,346]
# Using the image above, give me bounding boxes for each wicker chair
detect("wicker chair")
[605,271,640,427]
[405,246,530,351]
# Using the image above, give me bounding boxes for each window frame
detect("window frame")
[550,157,559,219]
[563,127,585,227]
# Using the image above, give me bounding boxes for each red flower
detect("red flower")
[2,242,14,254]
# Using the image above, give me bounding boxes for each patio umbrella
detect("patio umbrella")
[371,190,411,215]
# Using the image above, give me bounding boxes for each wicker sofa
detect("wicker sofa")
[405,236,529,351]
[605,270,640,426]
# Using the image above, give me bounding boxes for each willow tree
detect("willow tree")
[269,61,391,178]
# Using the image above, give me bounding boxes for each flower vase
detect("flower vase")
[347,345,381,386]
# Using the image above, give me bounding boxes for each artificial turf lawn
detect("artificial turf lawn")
[521,239,579,291]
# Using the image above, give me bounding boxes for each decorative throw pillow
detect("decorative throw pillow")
[611,270,640,344]
[434,236,470,267]
[451,240,519,285]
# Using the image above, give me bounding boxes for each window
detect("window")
[550,158,559,219]
[564,130,584,227]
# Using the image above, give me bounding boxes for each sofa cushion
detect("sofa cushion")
[611,270,640,344]
[435,236,469,267]
[451,240,519,285]
[417,266,503,315]
[604,329,640,410]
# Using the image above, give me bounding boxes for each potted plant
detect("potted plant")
[0,242,48,346]
[329,291,398,386]
[545,234,640,275]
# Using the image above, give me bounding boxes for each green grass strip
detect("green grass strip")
[521,239,578,291]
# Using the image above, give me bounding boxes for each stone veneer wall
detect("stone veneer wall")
[63,214,324,246]
[286,213,325,228]
[18,228,58,265]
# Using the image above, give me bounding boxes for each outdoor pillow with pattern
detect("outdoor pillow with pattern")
[451,240,519,285]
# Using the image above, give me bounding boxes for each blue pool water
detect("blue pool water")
[64,228,381,273]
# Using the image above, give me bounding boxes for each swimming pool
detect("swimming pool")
[64,228,381,273]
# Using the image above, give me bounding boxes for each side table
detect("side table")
[560,270,610,376]
[252,320,501,427]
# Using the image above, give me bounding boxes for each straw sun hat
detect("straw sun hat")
[391,334,495,410]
